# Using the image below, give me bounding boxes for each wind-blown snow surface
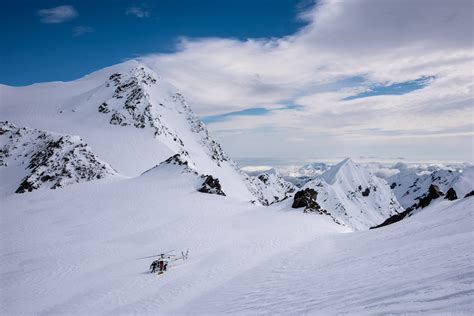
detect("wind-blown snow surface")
[1,168,473,315]
[182,198,474,315]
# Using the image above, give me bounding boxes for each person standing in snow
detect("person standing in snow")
[150,260,159,273]
[158,254,169,272]
[150,254,168,273]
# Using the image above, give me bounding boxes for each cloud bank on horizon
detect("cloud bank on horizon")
[139,0,473,161]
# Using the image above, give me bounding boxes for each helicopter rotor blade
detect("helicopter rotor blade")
[137,250,175,260]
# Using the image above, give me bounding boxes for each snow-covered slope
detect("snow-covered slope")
[302,158,403,230]
[249,168,296,205]
[0,60,257,201]
[0,161,345,315]
[389,166,474,208]
[140,152,228,197]
[180,197,474,315]
[0,121,117,195]
[1,161,472,315]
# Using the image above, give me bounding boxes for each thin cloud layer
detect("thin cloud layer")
[38,5,78,24]
[126,7,150,18]
[140,0,474,160]
[73,26,94,37]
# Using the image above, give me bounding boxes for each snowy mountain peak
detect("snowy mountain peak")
[304,158,403,230]
[96,62,230,166]
[321,158,356,185]
[96,63,186,147]
[1,60,261,200]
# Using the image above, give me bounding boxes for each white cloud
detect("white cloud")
[73,26,94,37]
[126,7,150,18]
[139,0,474,161]
[38,5,77,24]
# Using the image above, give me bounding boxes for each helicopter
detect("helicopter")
[147,249,189,275]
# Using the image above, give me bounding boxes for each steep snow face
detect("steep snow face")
[0,60,256,201]
[0,121,117,195]
[250,168,296,205]
[303,158,403,230]
[95,66,227,165]
[388,167,474,208]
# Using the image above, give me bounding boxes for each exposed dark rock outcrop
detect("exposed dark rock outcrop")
[292,188,317,208]
[258,174,270,184]
[464,190,474,198]
[362,187,370,197]
[417,184,444,208]
[198,175,225,196]
[1,121,117,194]
[444,188,458,201]
[370,209,411,229]
[97,67,229,166]
[371,184,447,229]
[163,153,189,166]
[292,188,325,213]
[98,102,110,113]
[388,166,474,209]
[99,68,185,145]
[110,112,127,126]
[291,188,342,225]
[249,170,296,206]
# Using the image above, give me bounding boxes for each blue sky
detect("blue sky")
[1,1,472,161]
[343,76,435,101]
[1,0,307,86]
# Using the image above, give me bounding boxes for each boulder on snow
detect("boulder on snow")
[362,187,370,197]
[417,184,444,209]
[292,188,317,208]
[444,188,458,201]
[292,188,325,213]
[198,175,226,196]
